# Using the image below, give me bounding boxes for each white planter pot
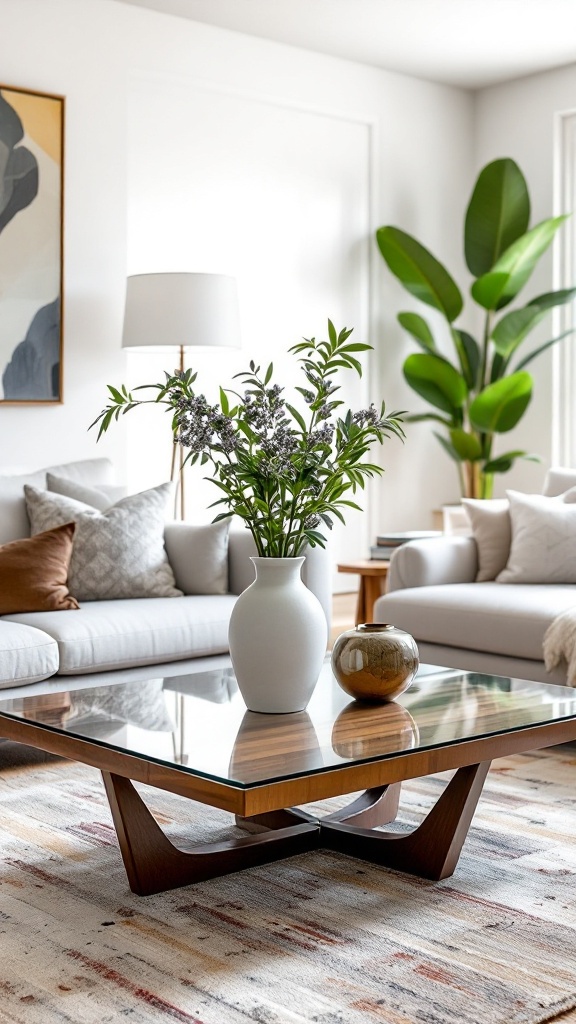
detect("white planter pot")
[228,556,328,714]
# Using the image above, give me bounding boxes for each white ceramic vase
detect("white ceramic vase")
[228,556,328,714]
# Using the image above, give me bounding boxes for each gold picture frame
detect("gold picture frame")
[0,84,65,404]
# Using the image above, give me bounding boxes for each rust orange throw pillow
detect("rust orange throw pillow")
[0,523,79,614]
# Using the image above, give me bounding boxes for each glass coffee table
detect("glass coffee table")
[1,660,576,896]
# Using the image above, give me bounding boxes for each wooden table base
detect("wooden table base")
[102,762,491,895]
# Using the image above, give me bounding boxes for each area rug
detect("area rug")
[2,746,576,1024]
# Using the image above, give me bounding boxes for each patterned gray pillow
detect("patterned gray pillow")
[24,483,182,601]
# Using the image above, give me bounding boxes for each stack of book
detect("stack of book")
[370,531,441,560]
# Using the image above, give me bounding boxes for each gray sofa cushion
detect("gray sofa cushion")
[0,457,114,545]
[164,520,230,595]
[0,621,59,688]
[544,467,576,496]
[376,582,576,662]
[0,469,49,544]
[46,472,127,510]
[4,596,237,674]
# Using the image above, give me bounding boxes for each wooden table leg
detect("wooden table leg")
[102,772,319,896]
[320,762,491,881]
[355,578,368,625]
[354,574,386,625]
[237,785,401,835]
[321,784,401,827]
[364,575,384,623]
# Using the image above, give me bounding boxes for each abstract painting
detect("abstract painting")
[0,84,64,403]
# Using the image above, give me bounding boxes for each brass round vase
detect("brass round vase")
[331,623,419,703]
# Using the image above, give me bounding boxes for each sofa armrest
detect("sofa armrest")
[386,536,478,592]
[227,528,332,629]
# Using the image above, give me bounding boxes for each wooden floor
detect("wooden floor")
[329,591,356,647]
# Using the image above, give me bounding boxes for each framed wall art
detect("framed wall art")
[0,84,64,404]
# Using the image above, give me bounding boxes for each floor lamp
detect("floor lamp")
[121,272,241,519]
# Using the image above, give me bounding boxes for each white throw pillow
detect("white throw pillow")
[46,472,127,511]
[463,485,576,583]
[462,498,511,582]
[497,490,576,584]
[163,520,230,595]
[24,483,182,601]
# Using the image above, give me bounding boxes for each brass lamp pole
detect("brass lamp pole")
[170,344,186,520]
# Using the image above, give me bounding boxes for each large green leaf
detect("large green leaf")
[397,312,437,351]
[465,158,530,276]
[469,372,533,433]
[405,412,452,425]
[471,216,568,310]
[483,450,540,473]
[403,353,467,415]
[515,328,575,371]
[491,306,547,358]
[376,226,463,322]
[529,287,576,311]
[490,351,506,383]
[449,428,482,461]
[433,432,460,463]
[492,288,576,362]
[452,329,480,388]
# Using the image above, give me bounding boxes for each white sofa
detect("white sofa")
[375,468,576,685]
[0,458,331,692]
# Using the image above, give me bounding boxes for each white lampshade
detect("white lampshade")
[121,272,241,350]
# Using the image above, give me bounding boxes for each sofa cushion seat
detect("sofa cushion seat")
[376,583,576,662]
[3,595,237,674]
[0,621,60,688]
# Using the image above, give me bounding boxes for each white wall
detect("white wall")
[125,72,372,569]
[0,0,474,565]
[474,64,576,494]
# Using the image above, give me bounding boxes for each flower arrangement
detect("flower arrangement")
[91,321,404,557]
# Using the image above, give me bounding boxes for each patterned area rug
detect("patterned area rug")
[2,746,576,1024]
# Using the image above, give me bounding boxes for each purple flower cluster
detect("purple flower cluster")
[242,384,300,477]
[353,404,384,427]
[174,393,239,455]
[307,422,334,449]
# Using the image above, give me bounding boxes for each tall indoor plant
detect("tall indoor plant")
[376,158,575,498]
[92,321,404,712]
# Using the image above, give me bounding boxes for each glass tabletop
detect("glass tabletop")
[1,660,576,789]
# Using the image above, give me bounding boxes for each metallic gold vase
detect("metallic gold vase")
[331,623,419,702]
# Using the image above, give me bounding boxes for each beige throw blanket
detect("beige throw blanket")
[543,607,576,685]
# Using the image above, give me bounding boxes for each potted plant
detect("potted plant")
[376,158,575,499]
[92,321,404,712]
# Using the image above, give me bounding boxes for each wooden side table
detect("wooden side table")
[337,559,390,626]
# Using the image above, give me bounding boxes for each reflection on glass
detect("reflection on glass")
[162,668,237,704]
[229,710,323,784]
[332,700,419,759]
[20,692,72,728]
[16,680,174,740]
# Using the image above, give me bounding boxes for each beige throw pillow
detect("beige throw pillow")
[497,490,576,584]
[463,486,576,582]
[462,498,511,582]
[24,483,182,601]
